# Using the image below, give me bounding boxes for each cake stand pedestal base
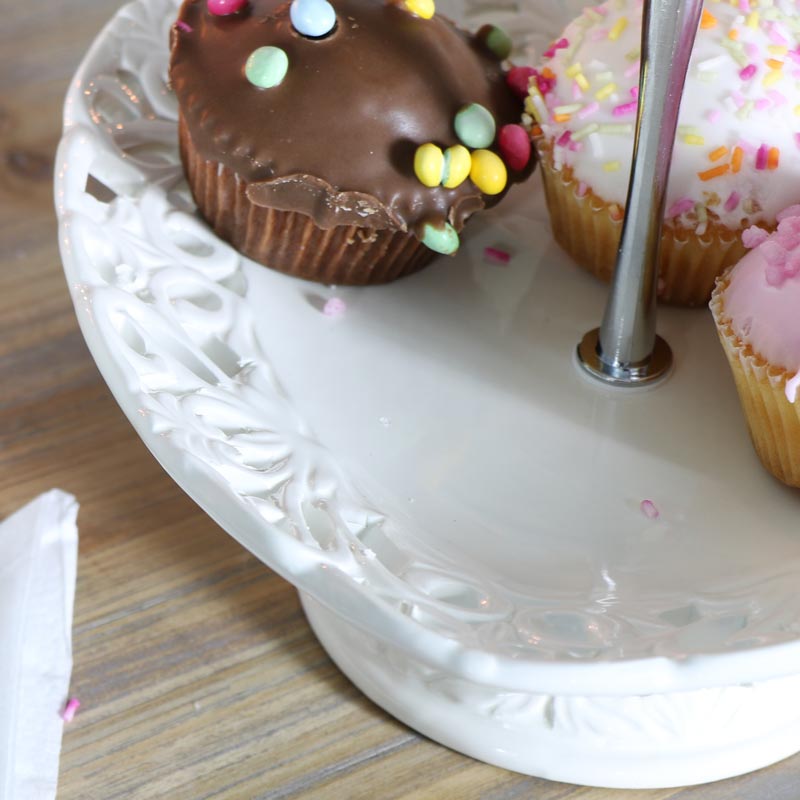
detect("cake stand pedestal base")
[301,593,800,789]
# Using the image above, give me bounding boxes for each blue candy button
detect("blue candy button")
[290,0,337,38]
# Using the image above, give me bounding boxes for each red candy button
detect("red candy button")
[506,66,537,99]
[498,124,531,172]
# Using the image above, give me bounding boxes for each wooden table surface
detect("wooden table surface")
[3,0,800,797]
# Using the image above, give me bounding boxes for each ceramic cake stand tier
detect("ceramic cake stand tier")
[303,596,800,788]
[56,0,800,788]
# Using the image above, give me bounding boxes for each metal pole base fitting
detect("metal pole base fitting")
[577,328,673,388]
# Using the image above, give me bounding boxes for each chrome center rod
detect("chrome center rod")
[577,0,704,386]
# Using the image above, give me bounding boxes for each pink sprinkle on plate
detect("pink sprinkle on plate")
[323,297,347,317]
[483,246,511,265]
[640,499,660,520]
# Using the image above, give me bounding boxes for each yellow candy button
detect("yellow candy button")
[442,144,471,189]
[403,0,435,18]
[414,143,444,188]
[469,149,507,195]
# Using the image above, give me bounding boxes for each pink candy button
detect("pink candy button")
[207,0,247,15]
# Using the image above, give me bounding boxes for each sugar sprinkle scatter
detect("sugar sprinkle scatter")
[526,0,800,233]
[742,207,800,287]
[728,205,800,405]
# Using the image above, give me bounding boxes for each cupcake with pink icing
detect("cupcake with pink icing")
[711,207,800,488]
[525,0,800,306]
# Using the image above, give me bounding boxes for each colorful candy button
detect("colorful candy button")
[290,0,337,38]
[414,143,445,188]
[207,0,247,15]
[506,65,537,99]
[498,124,532,171]
[245,46,289,88]
[470,149,507,195]
[477,24,513,60]
[420,220,459,255]
[401,0,435,19]
[454,103,496,149]
[414,143,472,189]
[441,145,471,189]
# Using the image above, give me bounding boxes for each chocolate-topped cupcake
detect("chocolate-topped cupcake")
[169,0,533,285]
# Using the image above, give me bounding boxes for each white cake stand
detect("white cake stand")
[55,0,800,788]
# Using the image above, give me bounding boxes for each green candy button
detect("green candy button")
[421,221,460,256]
[454,103,496,149]
[483,25,512,60]
[245,46,289,88]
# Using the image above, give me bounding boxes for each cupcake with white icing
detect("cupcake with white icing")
[526,0,800,306]
[711,207,800,488]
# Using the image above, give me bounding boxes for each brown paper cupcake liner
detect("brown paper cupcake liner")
[536,138,751,307]
[179,117,435,285]
[711,280,800,488]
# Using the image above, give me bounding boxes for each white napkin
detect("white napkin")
[0,490,79,800]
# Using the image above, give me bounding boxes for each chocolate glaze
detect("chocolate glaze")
[169,0,530,234]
